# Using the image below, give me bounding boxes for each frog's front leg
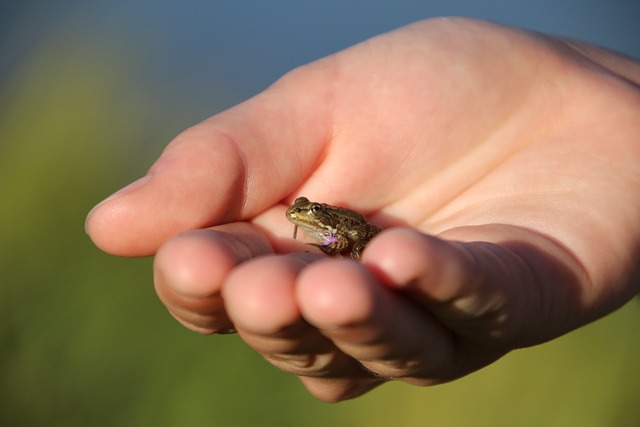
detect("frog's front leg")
[309,232,350,257]
[308,243,342,256]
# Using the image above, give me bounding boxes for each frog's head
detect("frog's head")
[286,196,335,237]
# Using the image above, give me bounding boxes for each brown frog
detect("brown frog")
[285,196,382,260]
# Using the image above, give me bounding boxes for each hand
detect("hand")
[85,17,640,402]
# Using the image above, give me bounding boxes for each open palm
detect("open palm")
[86,18,640,401]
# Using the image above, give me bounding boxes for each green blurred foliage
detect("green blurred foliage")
[1,17,639,427]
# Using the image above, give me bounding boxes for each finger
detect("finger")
[154,222,272,334]
[85,79,330,257]
[364,226,585,348]
[222,254,383,402]
[296,258,459,385]
[222,254,352,371]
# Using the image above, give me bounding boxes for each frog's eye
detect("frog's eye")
[311,204,322,212]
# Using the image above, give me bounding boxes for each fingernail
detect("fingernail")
[101,175,151,203]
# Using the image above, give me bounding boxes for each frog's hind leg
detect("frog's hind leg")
[351,242,369,260]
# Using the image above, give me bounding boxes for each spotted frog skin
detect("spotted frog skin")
[285,197,382,260]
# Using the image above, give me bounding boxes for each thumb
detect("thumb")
[85,72,330,257]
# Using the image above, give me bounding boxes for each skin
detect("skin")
[85,18,640,402]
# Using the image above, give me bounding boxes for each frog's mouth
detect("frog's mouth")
[290,222,336,246]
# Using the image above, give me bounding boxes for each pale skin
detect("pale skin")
[86,18,640,402]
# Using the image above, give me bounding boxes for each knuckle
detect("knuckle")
[263,350,349,377]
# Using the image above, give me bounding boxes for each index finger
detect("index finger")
[153,222,274,334]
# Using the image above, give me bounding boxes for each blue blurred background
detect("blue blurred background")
[1,1,639,426]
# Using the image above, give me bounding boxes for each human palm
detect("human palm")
[86,18,640,401]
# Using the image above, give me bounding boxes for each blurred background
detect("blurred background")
[1,1,639,426]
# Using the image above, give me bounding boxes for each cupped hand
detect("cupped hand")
[85,18,640,401]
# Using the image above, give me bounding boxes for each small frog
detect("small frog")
[285,196,382,260]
